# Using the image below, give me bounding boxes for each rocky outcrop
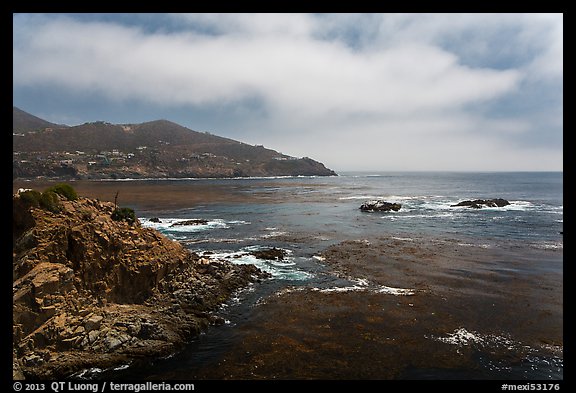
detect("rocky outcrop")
[250,248,287,261]
[170,219,209,227]
[451,198,510,209]
[12,192,269,379]
[360,200,402,212]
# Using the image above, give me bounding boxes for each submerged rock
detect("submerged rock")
[360,200,402,212]
[451,198,510,209]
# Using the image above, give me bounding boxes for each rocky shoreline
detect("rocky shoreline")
[186,236,562,379]
[12,180,562,380]
[12,191,269,379]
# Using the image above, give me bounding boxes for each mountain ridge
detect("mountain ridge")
[13,107,337,179]
[13,106,68,133]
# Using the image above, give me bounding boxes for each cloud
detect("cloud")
[13,13,562,171]
[250,114,560,172]
[171,13,315,37]
[12,15,523,113]
[524,14,563,79]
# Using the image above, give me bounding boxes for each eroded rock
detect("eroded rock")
[360,200,402,212]
[12,193,268,379]
[170,219,209,227]
[451,199,510,209]
[250,248,287,261]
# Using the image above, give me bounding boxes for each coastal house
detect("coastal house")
[95,155,110,166]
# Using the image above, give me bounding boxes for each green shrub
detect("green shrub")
[39,190,61,213]
[79,208,93,221]
[45,183,78,201]
[17,188,64,213]
[19,190,42,207]
[111,207,136,225]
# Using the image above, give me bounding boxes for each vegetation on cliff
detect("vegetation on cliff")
[12,185,269,379]
[111,207,137,225]
[45,183,78,201]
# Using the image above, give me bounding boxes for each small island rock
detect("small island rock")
[170,219,209,227]
[360,200,402,212]
[451,198,510,209]
[250,248,287,261]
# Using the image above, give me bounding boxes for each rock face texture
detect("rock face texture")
[12,193,268,379]
[359,200,402,212]
[250,248,287,261]
[450,199,510,209]
[170,219,209,227]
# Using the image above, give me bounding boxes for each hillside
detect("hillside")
[12,108,337,179]
[13,106,68,133]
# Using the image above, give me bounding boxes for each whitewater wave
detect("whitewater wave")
[530,242,563,250]
[388,212,459,219]
[199,246,313,281]
[428,327,564,374]
[260,231,289,239]
[311,278,415,296]
[344,195,558,221]
[429,327,515,349]
[457,242,492,249]
[338,195,380,200]
[391,236,414,242]
[141,217,249,233]
[180,238,245,245]
[103,175,321,182]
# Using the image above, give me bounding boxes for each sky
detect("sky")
[13,13,563,172]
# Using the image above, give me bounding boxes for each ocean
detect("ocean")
[136,171,563,251]
[34,171,561,380]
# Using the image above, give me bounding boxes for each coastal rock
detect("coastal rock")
[84,315,104,332]
[13,350,25,380]
[170,219,209,227]
[360,200,402,212]
[451,198,510,209]
[13,108,338,180]
[12,192,269,379]
[250,248,287,261]
[149,217,162,223]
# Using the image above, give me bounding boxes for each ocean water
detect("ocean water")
[137,171,563,262]
[80,171,563,380]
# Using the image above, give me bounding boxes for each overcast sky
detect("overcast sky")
[13,13,563,172]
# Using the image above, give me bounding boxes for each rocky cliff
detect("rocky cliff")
[12,191,269,379]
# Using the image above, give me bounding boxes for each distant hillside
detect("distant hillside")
[12,108,337,179]
[13,107,68,133]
